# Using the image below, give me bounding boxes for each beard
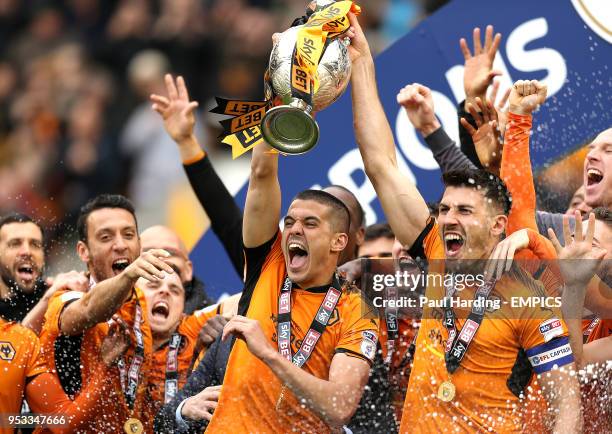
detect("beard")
[0,274,47,322]
[89,255,113,283]
[0,264,35,296]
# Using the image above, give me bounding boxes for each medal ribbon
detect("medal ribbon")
[583,317,600,343]
[383,286,399,364]
[164,333,182,404]
[442,279,497,374]
[211,97,268,159]
[276,275,342,368]
[117,300,146,410]
[295,1,354,93]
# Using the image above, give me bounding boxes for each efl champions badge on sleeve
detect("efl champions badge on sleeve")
[361,330,378,361]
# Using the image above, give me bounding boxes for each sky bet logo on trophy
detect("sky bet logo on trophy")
[212,0,360,157]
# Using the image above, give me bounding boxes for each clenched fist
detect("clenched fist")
[508,80,547,116]
[397,83,440,137]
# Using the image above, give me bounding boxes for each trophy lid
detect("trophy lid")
[311,0,337,11]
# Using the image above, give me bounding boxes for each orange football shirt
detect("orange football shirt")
[39,286,155,433]
[206,232,380,433]
[0,318,47,433]
[399,222,573,433]
[140,307,215,422]
[582,318,611,434]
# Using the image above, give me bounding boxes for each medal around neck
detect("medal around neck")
[437,380,456,402]
[213,0,358,158]
[124,418,143,434]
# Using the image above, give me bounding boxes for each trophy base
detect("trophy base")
[261,105,319,154]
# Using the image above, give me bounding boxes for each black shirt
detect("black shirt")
[0,279,46,322]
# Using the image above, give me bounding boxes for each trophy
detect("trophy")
[260,0,355,154]
[213,0,357,158]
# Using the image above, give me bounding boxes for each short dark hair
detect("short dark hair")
[426,202,440,218]
[292,189,351,233]
[0,213,43,239]
[325,185,365,228]
[77,194,137,242]
[442,169,512,216]
[364,223,394,242]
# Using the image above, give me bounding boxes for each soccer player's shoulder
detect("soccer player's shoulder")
[505,265,547,298]
[6,320,38,343]
[341,284,379,323]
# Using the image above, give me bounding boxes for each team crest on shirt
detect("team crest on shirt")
[361,331,378,361]
[0,341,16,361]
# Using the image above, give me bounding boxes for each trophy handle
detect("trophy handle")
[260,100,320,154]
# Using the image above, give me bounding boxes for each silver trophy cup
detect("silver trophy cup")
[261,1,352,154]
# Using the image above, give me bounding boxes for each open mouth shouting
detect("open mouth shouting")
[111,258,130,274]
[151,300,170,320]
[287,239,309,272]
[587,167,603,186]
[586,167,604,194]
[444,233,465,258]
[397,249,412,266]
[15,260,38,284]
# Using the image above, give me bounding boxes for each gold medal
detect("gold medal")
[437,380,456,402]
[124,418,143,434]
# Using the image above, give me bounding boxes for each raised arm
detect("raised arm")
[243,141,280,248]
[458,25,502,166]
[548,212,606,368]
[460,96,503,175]
[60,249,174,335]
[537,367,582,433]
[348,13,429,247]
[22,272,88,335]
[398,81,477,174]
[151,74,245,277]
[499,80,547,234]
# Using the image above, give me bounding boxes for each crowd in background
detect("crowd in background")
[0,3,610,433]
[0,0,447,269]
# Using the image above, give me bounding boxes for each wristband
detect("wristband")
[182,150,206,165]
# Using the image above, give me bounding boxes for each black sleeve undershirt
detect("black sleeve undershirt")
[237,232,280,317]
[184,156,245,279]
[457,100,484,169]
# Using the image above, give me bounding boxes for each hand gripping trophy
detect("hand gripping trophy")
[214,0,360,157]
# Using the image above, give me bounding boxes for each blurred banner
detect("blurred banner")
[191,0,612,299]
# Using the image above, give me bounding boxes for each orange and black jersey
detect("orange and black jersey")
[39,287,157,433]
[0,318,109,434]
[400,221,573,433]
[207,231,379,433]
[0,318,47,420]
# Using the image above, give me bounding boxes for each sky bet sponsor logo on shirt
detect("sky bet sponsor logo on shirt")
[539,318,563,342]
